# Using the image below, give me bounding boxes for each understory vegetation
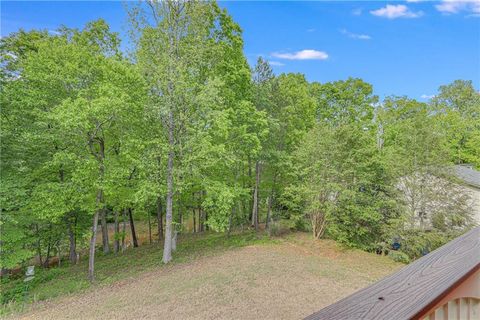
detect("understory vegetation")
[1,0,479,309]
[0,231,276,314]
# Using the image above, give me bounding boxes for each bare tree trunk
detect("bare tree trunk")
[198,207,202,232]
[88,189,102,282]
[100,208,109,254]
[113,211,120,253]
[148,211,152,244]
[251,161,260,231]
[56,243,61,267]
[163,109,174,264]
[199,191,205,232]
[88,136,105,281]
[266,196,272,230]
[121,208,127,251]
[68,215,77,264]
[248,156,253,222]
[312,211,327,239]
[128,208,138,248]
[172,231,177,252]
[35,224,43,266]
[266,173,276,231]
[157,197,164,241]
[199,207,205,232]
[43,241,51,268]
[193,207,196,233]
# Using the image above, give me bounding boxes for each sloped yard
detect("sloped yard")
[7,233,402,320]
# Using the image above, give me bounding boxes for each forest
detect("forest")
[1,0,479,291]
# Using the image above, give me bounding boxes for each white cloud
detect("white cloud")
[340,29,372,40]
[48,30,61,35]
[269,61,285,66]
[421,94,435,99]
[352,8,363,16]
[435,0,480,15]
[307,28,316,32]
[406,0,423,2]
[271,49,329,60]
[370,4,423,19]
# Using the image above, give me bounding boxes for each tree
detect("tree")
[6,21,145,280]
[290,79,394,248]
[432,80,480,168]
[250,57,275,230]
[258,73,316,231]
[379,96,473,231]
[131,0,259,262]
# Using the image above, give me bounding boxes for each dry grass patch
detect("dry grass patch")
[7,232,403,320]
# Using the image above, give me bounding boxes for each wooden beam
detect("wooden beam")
[304,227,480,320]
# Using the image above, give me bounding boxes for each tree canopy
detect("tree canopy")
[1,0,478,282]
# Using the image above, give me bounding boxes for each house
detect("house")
[396,164,480,230]
[454,164,480,224]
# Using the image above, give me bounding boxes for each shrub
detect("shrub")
[388,251,410,264]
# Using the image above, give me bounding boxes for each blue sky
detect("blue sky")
[1,1,479,100]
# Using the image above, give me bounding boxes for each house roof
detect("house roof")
[454,164,480,189]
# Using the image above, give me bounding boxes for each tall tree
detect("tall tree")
[9,21,144,280]
[432,80,480,168]
[131,0,258,262]
[250,57,275,230]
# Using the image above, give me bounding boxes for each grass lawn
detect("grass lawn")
[1,231,403,319]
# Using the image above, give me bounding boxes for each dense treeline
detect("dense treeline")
[1,0,479,279]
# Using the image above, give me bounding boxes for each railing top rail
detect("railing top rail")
[304,227,480,320]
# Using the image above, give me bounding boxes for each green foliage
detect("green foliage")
[202,183,235,232]
[387,251,410,264]
[432,80,480,168]
[394,229,463,260]
[0,1,477,304]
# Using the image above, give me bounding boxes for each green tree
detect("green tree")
[131,0,261,261]
[432,80,480,168]
[3,21,145,280]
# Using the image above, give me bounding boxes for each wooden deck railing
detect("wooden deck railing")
[305,227,480,320]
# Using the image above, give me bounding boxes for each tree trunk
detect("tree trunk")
[251,161,261,231]
[148,211,152,244]
[68,216,77,264]
[163,109,174,264]
[56,243,61,267]
[128,208,138,248]
[248,156,253,222]
[178,200,183,229]
[113,211,120,254]
[88,189,102,282]
[172,231,177,252]
[100,208,109,254]
[157,197,164,241]
[266,196,272,230]
[35,224,43,266]
[121,208,127,251]
[199,206,205,232]
[193,207,196,233]
[88,136,105,281]
[266,173,277,231]
[43,241,51,268]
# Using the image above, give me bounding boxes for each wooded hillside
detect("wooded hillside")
[1,0,478,287]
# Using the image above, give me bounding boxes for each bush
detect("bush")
[388,251,410,264]
[397,229,461,260]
